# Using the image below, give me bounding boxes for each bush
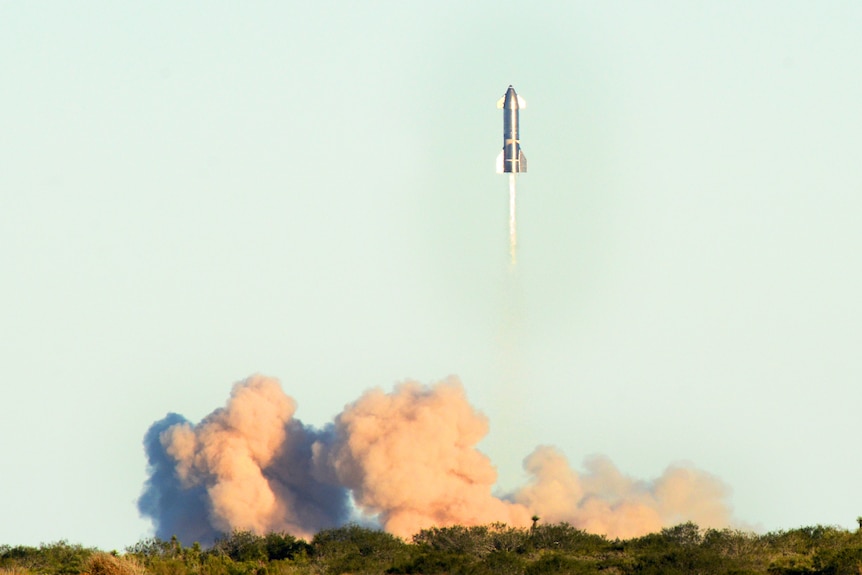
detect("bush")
[0,542,94,575]
[481,550,525,575]
[312,524,406,561]
[527,524,607,554]
[126,537,181,559]
[212,531,267,563]
[524,553,594,575]
[263,533,310,562]
[413,524,527,558]
[86,553,147,575]
[385,550,475,575]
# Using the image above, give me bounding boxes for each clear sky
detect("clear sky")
[2,1,861,550]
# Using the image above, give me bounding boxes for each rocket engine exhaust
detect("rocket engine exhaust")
[509,174,517,264]
[139,375,734,544]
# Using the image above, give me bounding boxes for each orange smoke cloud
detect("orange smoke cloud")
[512,447,731,539]
[322,377,532,537]
[140,375,733,543]
[146,375,349,541]
[160,377,299,534]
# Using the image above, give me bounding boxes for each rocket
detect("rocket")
[496,85,527,173]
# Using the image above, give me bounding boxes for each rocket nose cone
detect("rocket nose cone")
[504,85,519,109]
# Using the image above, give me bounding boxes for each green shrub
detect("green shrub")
[524,553,594,575]
[527,524,607,555]
[481,550,525,575]
[413,524,527,558]
[212,532,267,563]
[0,542,94,575]
[385,550,475,575]
[312,524,410,573]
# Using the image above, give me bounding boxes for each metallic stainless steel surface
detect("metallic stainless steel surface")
[495,85,526,173]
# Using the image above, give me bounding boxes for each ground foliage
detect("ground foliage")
[3,523,862,575]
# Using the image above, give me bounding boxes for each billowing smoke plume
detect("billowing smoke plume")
[139,375,732,543]
[140,376,349,541]
[512,447,731,540]
[318,378,532,537]
[139,412,218,544]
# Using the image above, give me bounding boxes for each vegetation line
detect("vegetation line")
[3,521,862,575]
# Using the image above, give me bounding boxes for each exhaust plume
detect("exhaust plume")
[513,447,731,539]
[138,413,217,544]
[140,376,349,541]
[321,378,531,537]
[509,173,518,264]
[139,375,733,543]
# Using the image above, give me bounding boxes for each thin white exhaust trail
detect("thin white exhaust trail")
[509,174,517,264]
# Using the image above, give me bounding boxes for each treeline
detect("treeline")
[3,522,862,575]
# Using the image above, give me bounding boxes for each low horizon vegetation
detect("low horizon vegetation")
[3,521,862,575]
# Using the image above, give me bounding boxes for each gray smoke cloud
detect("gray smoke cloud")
[139,412,218,543]
[139,375,733,543]
[139,376,349,542]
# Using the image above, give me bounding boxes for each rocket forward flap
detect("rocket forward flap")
[497,92,525,109]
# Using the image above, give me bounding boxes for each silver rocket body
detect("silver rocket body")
[496,85,526,173]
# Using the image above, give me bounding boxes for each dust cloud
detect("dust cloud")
[140,375,732,543]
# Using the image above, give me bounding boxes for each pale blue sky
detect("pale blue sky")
[2,1,861,550]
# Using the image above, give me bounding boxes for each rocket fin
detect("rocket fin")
[519,150,527,172]
[496,149,504,173]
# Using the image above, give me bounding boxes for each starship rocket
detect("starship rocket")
[496,85,526,173]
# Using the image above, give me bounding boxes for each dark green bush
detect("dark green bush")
[524,553,594,575]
